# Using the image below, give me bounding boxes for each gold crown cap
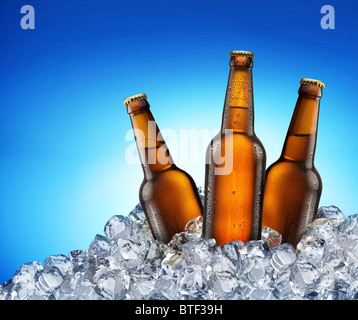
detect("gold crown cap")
[229,51,255,58]
[300,78,325,88]
[124,93,147,105]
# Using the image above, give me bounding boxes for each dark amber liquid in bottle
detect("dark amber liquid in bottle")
[262,83,323,247]
[203,54,266,246]
[126,97,203,244]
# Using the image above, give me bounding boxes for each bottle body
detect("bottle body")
[125,94,203,244]
[262,79,324,247]
[203,52,266,246]
[204,131,266,245]
[139,165,202,244]
[263,159,322,246]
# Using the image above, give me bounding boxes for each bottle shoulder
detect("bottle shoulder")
[265,159,322,192]
[142,165,194,183]
[140,166,200,202]
[207,131,266,157]
[266,158,321,178]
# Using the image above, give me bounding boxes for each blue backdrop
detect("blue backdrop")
[0,0,357,284]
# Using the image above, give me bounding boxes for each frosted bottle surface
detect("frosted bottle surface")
[262,79,324,247]
[124,94,203,244]
[203,51,266,246]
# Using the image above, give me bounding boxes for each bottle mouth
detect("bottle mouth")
[229,51,255,58]
[124,93,147,106]
[300,78,325,88]
[229,51,254,68]
[299,79,324,98]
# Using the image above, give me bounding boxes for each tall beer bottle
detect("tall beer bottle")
[124,93,203,244]
[203,51,266,246]
[262,78,324,247]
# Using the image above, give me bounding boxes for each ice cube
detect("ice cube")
[338,234,358,263]
[127,203,145,222]
[316,262,336,299]
[12,261,43,300]
[178,264,209,299]
[240,240,270,261]
[110,237,148,269]
[88,234,111,258]
[269,243,297,275]
[127,204,154,239]
[349,258,358,279]
[155,274,179,300]
[86,256,110,283]
[211,241,242,275]
[237,240,272,289]
[221,240,244,259]
[274,269,297,299]
[96,270,129,300]
[290,262,321,296]
[129,271,156,300]
[339,213,358,236]
[317,205,346,229]
[12,261,42,285]
[184,215,203,236]
[69,250,89,273]
[104,215,132,241]
[71,273,101,300]
[161,250,188,276]
[248,287,278,300]
[238,257,271,288]
[306,218,339,252]
[182,237,217,267]
[0,279,14,300]
[261,226,282,248]
[36,266,64,294]
[44,254,73,276]
[168,231,198,251]
[296,235,327,268]
[322,257,351,295]
[208,271,238,299]
[323,289,347,300]
[347,280,358,300]
[52,278,74,300]
[143,239,168,268]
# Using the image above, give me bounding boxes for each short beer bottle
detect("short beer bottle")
[262,78,324,247]
[203,51,266,246]
[124,93,203,244]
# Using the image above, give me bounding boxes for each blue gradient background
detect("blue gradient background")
[0,0,357,283]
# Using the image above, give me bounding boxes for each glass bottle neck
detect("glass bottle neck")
[281,87,322,166]
[221,63,254,135]
[127,100,173,177]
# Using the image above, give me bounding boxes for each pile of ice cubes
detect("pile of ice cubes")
[1,198,358,300]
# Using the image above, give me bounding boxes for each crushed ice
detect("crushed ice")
[1,197,358,300]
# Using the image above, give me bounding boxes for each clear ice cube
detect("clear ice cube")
[339,213,358,236]
[290,262,321,296]
[44,254,73,276]
[296,235,327,268]
[36,266,64,294]
[184,215,203,236]
[269,243,297,274]
[104,215,132,241]
[317,205,346,228]
[261,226,282,248]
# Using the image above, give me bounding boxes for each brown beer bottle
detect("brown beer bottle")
[203,51,266,246]
[124,93,203,244]
[262,78,324,247]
